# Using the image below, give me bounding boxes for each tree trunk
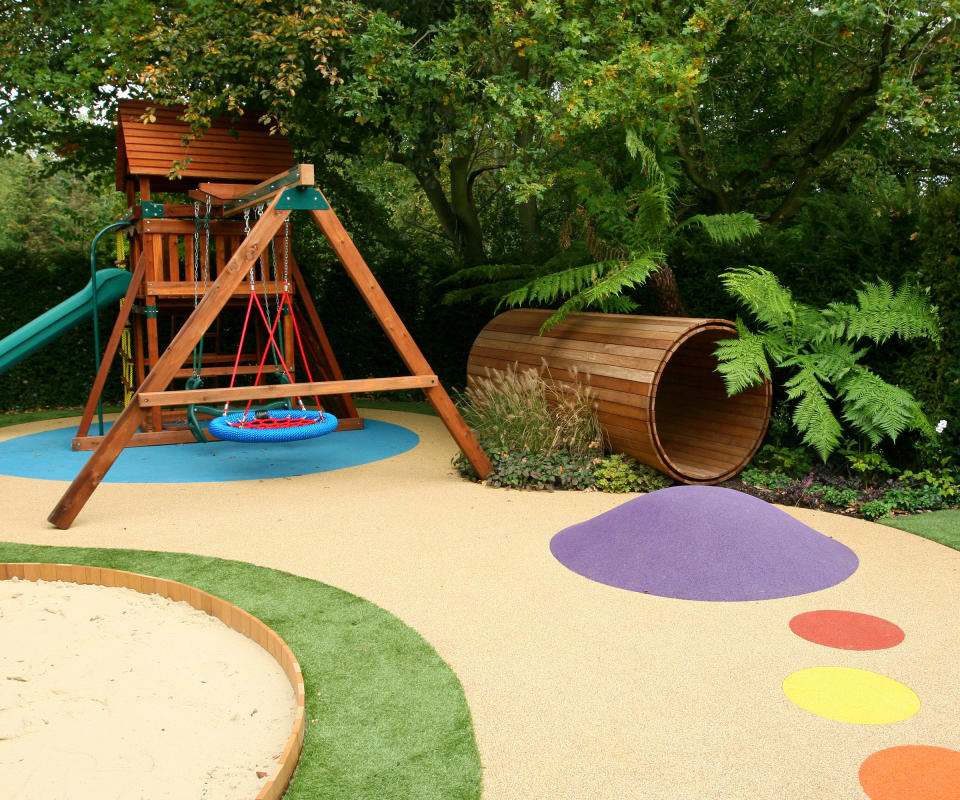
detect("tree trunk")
[649,263,687,317]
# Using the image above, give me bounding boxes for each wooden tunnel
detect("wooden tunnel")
[467,309,772,484]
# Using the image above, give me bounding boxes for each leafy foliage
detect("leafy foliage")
[456,363,605,458]
[482,448,598,491]
[717,266,940,460]
[593,454,671,493]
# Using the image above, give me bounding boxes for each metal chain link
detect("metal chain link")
[243,208,255,287]
[203,193,211,294]
[193,200,201,308]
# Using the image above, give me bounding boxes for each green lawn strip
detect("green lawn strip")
[878,509,960,552]
[0,542,481,800]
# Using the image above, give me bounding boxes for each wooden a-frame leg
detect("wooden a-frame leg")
[76,253,146,439]
[309,207,492,479]
[47,202,291,529]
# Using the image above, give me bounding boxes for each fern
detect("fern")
[714,322,771,394]
[719,266,942,460]
[678,212,762,246]
[720,266,797,329]
[841,282,940,344]
[784,365,843,460]
[838,367,927,445]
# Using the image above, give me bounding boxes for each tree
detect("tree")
[671,0,960,226]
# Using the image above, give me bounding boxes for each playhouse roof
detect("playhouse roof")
[115,101,294,193]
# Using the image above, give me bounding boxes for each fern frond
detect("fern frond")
[498,262,603,309]
[784,366,842,460]
[626,185,672,246]
[720,266,796,329]
[624,128,670,187]
[798,338,861,383]
[677,212,761,245]
[714,321,771,395]
[578,253,660,306]
[847,281,940,344]
[441,262,538,304]
[597,295,639,314]
[838,367,926,445]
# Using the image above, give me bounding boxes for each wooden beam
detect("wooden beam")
[75,253,146,437]
[48,195,291,530]
[309,207,493,480]
[138,375,439,407]
[222,165,314,217]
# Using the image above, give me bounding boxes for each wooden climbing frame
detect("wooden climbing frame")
[50,104,491,529]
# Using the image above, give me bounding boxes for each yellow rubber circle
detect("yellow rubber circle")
[783,667,920,724]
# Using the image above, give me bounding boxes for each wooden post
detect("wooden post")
[47,198,291,529]
[309,208,492,479]
[75,254,146,438]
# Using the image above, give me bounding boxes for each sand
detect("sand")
[0,577,296,800]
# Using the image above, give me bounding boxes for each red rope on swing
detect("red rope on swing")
[223,283,325,428]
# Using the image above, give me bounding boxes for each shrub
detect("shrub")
[740,467,792,489]
[751,444,815,478]
[811,485,859,507]
[457,363,605,458]
[484,449,598,491]
[453,363,605,488]
[594,454,671,493]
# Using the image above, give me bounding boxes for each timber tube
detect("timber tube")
[467,309,772,484]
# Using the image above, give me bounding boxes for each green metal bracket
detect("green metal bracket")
[140,201,164,219]
[135,304,159,318]
[275,187,330,211]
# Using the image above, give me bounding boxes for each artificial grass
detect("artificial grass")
[879,509,960,552]
[0,542,481,800]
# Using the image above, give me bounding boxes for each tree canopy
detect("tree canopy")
[3,0,955,266]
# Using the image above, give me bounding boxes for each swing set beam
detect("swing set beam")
[138,375,438,407]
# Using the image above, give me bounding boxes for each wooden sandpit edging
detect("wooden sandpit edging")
[0,562,305,800]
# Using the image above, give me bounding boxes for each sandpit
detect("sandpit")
[0,566,303,800]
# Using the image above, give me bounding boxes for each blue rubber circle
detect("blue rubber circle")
[0,418,419,483]
[208,410,339,442]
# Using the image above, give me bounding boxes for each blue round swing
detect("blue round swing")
[208,409,339,443]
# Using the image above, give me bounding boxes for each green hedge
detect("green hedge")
[0,247,123,410]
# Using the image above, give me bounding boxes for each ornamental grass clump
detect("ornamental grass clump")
[455,363,605,488]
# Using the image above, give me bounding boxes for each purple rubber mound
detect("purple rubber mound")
[550,486,859,601]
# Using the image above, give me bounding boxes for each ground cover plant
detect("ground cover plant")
[454,364,606,490]
[0,542,482,800]
[728,441,959,523]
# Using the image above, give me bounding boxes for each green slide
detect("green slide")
[0,268,133,375]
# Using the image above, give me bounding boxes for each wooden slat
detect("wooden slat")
[138,374,439,407]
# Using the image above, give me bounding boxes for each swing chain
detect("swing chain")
[243,208,256,288]
[283,217,290,291]
[255,203,274,335]
[203,193,211,294]
[193,200,201,309]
